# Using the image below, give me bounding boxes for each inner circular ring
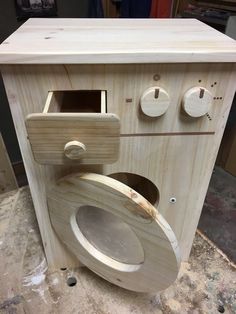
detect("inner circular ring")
[71,205,145,272]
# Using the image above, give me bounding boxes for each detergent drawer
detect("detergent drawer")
[25,90,120,165]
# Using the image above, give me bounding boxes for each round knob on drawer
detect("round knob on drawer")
[182,87,213,118]
[64,141,86,160]
[140,87,170,117]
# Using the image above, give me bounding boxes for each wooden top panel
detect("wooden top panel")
[0,18,236,64]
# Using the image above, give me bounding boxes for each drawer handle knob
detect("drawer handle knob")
[64,141,86,160]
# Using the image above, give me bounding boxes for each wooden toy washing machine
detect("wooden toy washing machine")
[0,18,235,293]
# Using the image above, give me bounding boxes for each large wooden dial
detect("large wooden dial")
[182,87,213,118]
[140,87,170,117]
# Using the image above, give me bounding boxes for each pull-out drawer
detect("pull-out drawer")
[26,90,120,165]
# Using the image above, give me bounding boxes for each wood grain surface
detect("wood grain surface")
[26,113,120,165]
[0,19,236,64]
[48,173,180,292]
[1,62,235,269]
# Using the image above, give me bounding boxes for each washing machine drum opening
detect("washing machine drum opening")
[76,205,144,265]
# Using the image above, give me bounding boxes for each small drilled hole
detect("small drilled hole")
[214,82,217,85]
[170,197,176,203]
[198,80,202,83]
[220,97,223,100]
[153,74,160,81]
[67,277,77,287]
[60,267,67,271]
[211,84,214,87]
[218,305,225,313]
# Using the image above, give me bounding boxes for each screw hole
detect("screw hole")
[60,267,67,271]
[220,97,223,100]
[153,74,160,81]
[170,197,176,203]
[214,82,217,85]
[218,305,225,313]
[198,80,202,83]
[67,276,77,287]
[211,84,214,87]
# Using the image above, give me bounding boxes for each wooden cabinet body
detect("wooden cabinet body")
[0,19,235,292]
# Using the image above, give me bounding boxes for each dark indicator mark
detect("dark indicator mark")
[154,89,159,99]
[199,88,204,99]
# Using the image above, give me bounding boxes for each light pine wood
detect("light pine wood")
[140,86,170,117]
[58,63,232,135]
[43,91,54,113]
[48,172,180,292]
[0,16,235,293]
[64,141,86,160]
[182,87,213,118]
[0,133,18,193]
[2,62,223,137]
[26,113,120,165]
[101,90,106,113]
[25,90,120,165]
[1,63,235,271]
[104,135,218,259]
[0,19,236,64]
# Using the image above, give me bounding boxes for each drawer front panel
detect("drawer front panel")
[26,113,120,165]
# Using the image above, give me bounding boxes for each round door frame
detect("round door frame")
[48,172,180,292]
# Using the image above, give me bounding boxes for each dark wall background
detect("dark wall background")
[0,0,89,163]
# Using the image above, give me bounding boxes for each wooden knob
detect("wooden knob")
[182,87,213,118]
[64,141,86,160]
[140,87,170,117]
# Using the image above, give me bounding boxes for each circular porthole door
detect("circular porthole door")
[48,173,180,292]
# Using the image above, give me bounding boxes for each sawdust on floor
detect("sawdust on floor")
[0,187,235,314]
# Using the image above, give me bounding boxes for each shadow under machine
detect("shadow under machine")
[0,18,235,292]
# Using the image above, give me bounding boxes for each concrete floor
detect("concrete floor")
[0,184,236,313]
[199,167,236,264]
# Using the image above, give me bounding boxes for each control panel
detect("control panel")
[56,63,230,135]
